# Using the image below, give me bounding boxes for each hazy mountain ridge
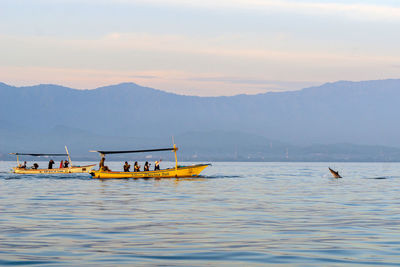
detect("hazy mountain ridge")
[1,79,400,161]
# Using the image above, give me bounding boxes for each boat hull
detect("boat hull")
[90,164,210,179]
[12,164,96,174]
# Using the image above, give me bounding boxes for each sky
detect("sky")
[1,0,400,96]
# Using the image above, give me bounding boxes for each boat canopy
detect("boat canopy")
[9,153,68,156]
[90,147,176,155]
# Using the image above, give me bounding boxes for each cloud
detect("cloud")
[131,75,160,79]
[97,32,399,64]
[1,32,399,87]
[31,0,400,21]
[189,76,319,87]
[97,0,400,21]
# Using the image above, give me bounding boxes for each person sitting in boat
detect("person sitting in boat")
[123,161,131,172]
[99,157,110,171]
[144,161,150,171]
[48,159,55,169]
[154,160,161,170]
[134,161,140,172]
[21,161,27,168]
[32,163,39,169]
[59,160,64,168]
[64,160,69,168]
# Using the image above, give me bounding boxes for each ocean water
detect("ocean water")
[1,161,400,266]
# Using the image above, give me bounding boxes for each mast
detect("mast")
[173,144,178,170]
[65,146,72,168]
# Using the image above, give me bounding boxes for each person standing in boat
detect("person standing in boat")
[134,161,140,172]
[144,161,150,171]
[48,159,55,169]
[60,160,64,168]
[154,160,161,170]
[99,157,105,168]
[64,160,69,168]
[123,161,131,172]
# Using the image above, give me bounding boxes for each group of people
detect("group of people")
[123,160,161,172]
[95,157,163,172]
[48,159,69,169]
[18,161,38,169]
[19,159,69,169]
[59,160,69,168]
[19,161,38,169]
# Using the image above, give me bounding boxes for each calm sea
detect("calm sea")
[1,161,400,266]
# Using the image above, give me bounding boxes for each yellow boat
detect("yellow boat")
[10,146,96,174]
[89,144,210,179]
[12,164,96,174]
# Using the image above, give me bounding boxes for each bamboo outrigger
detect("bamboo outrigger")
[10,146,96,174]
[89,144,210,179]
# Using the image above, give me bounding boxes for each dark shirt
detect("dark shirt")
[48,160,54,169]
[124,164,130,172]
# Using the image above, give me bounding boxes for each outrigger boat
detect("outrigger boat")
[10,146,96,174]
[89,144,210,179]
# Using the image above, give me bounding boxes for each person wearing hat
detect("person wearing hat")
[154,160,161,171]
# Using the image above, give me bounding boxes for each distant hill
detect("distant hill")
[1,79,400,161]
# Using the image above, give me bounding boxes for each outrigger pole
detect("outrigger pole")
[90,147,176,154]
[9,153,68,156]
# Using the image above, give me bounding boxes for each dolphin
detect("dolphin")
[329,167,342,178]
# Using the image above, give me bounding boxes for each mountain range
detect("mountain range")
[1,79,400,161]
